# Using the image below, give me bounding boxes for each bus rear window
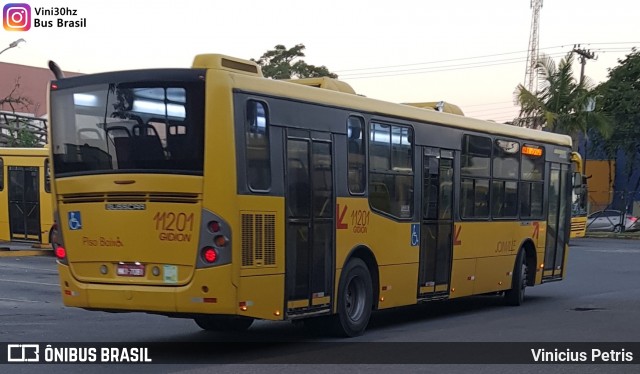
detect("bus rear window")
[50,78,205,176]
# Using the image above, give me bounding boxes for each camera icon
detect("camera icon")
[3,3,32,31]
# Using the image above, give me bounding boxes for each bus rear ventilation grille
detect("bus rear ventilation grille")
[241,212,276,267]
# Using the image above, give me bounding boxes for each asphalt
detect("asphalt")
[0,241,54,257]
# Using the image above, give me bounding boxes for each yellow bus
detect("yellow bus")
[48,54,572,337]
[0,147,55,245]
[570,152,587,238]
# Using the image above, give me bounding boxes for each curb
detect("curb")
[583,233,640,240]
[0,249,54,257]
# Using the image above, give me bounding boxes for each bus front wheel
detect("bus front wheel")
[334,258,373,337]
[194,315,254,332]
[504,249,528,306]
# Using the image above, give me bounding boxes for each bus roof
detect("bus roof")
[186,54,570,148]
[286,77,357,94]
[51,54,572,149]
[0,147,49,156]
[403,102,465,116]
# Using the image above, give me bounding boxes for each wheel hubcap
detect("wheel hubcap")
[345,276,365,322]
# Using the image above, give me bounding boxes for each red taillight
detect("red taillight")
[208,221,220,233]
[202,247,217,263]
[51,83,58,90]
[628,216,638,222]
[55,246,66,260]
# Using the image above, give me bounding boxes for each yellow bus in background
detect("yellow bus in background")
[570,152,587,238]
[49,54,572,337]
[0,147,54,245]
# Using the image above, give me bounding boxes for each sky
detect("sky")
[1,0,638,123]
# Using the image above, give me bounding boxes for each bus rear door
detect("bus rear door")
[285,129,334,317]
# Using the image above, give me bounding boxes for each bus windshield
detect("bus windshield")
[50,74,205,176]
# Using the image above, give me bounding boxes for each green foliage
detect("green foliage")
[596,48,640,180]
[6,118,40,147]
[252,44,338,79]
[515,52,611,150]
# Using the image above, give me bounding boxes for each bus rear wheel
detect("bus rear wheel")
[194,315,254,332]
[505,249,528,306]
[333,258,373,337]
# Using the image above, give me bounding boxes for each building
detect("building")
[1,62,81,146]
[1,61,81,117]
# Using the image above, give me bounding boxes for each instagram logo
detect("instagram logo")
[3,3,31,31]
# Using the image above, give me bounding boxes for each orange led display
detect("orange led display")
[522,145,543,157]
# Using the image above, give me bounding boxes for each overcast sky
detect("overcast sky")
[1,0,638,122]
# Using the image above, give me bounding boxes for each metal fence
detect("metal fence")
[0,112,48,147]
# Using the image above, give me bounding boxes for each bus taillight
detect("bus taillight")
[197,210,231,269]
[202,247,218,263]
[214,235,228,247]
[208,221,221,233]
[55,246,67,260]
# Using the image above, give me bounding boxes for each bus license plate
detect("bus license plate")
[116,263,145,277]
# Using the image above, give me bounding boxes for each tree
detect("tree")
[595,48,640,210]
[514,52,610,152]
[0,77,46,147]
[252,44,338,79]
[0,76,33,113]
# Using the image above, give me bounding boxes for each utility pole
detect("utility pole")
[572,45,597,176]
[522,0,543,129]
[524,0,543,94]
[572,44,597,85]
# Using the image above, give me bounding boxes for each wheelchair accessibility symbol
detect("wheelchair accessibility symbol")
[68,211,82,230]
[411,223,420,246]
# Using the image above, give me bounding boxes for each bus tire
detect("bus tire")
[194,315,254,332]
[505,249,528,306]
[333,258,373,337]
[49,225,59,250]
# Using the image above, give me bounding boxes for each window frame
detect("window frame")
[347,115,366,195]
[245,99,271,193]
[367,120,415,220]
[460,134,492,220]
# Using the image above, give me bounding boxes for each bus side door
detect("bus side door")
[418,148,455,299]
[284,129,334,316]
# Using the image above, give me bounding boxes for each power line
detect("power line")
[340,51,571,79]
[335,43,638,79]
[335,44,571,73]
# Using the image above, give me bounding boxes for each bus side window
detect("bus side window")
[246,100,271,191]
[45,158,51,193]
[347,116,365,194]
[461,134,491,219]
[368,122,414,218]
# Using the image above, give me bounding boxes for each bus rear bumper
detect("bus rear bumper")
[57,263,238,315]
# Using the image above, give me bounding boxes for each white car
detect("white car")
[586,210,640,233]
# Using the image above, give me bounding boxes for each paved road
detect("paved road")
[0,238,638,373]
